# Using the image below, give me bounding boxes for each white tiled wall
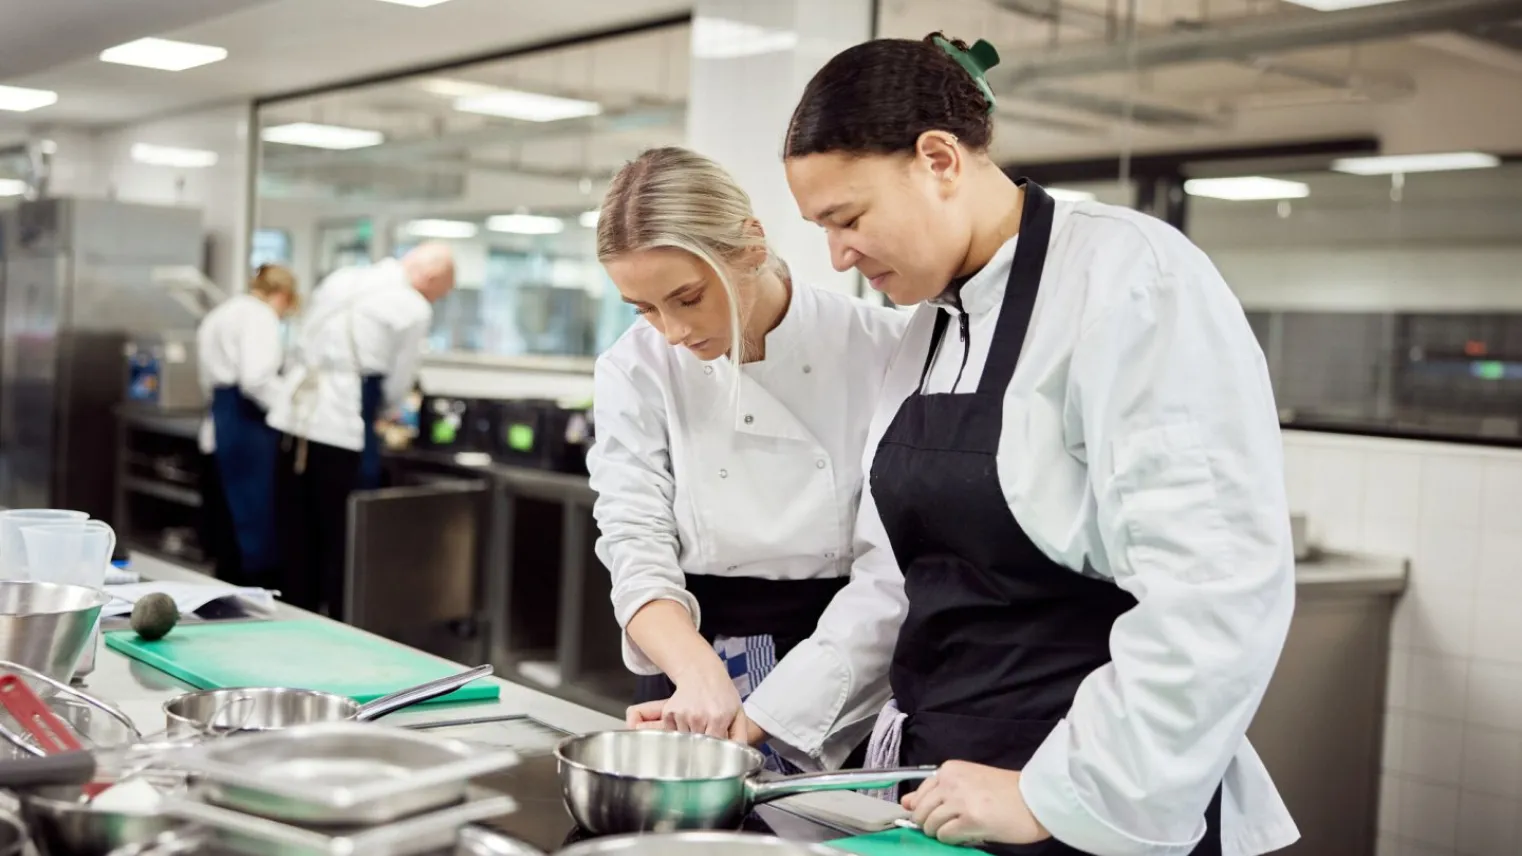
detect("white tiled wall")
[1283,429,1522,856]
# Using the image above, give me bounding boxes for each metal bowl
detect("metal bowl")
[0,581,111,683]
[20,786,183,856]
[557,832,846,856]
[454,826,547,856]
[163,687,357,737]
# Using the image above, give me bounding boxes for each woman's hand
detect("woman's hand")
[902,762,1051,846]
[625,661,743,739]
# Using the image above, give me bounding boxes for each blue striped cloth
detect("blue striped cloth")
[713,635,802,775]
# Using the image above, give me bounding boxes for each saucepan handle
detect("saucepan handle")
[746,765,939,804]
[0,749,97,788]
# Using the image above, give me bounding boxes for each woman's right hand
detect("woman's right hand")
[627,662,743,739]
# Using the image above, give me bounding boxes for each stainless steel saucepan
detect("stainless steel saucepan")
[555,730,936,835]
[162,664,493,736]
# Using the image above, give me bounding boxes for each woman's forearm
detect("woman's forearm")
[626,599,726,684]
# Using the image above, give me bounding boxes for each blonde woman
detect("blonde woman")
[196,263,298,585]
[587,146,907,772]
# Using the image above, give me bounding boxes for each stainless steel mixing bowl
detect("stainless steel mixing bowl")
[555,730,936,835]
[0,581,111,683]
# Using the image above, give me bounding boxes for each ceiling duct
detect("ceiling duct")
[992,0,1522,88]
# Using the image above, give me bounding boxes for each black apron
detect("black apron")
[632,573,848,703]
[869,180,1222,856]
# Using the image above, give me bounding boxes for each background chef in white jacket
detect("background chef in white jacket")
[266,242,454,618]
[586,146,907,770]
[752,33,1300,855]
[196,263,298,586]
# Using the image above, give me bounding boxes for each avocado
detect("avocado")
[130,593,180,641]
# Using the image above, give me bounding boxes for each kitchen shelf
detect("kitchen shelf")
[123,477,202,508]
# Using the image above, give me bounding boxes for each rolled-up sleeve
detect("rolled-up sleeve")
[744,476,906,770]
[586,357,699,675]
[238,307,285,412]
[1019,236,1296,856]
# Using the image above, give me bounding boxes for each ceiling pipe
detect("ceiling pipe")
[991,0,1522,88]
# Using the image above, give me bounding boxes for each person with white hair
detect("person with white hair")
[266,241,456,619]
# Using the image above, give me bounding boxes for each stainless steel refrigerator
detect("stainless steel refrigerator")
[0,197,204,519]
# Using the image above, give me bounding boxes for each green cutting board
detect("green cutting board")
[827,829,981,856]
[103,620,500,705]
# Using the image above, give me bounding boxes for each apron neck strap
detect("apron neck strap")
[977,179,1055,392]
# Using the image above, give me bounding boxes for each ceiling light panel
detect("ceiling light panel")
[0,85,58,112]
[578,211,600,228]
[487,214,565,235]
[261,123,384,150]
[1280,0,1409,9]
[1331,151,1500,175]
[1183,177,1310,201]
[131,143,219,168]
[692,18,800,59]
[405,219,478,239]
[100,37,228,71]
[374,0,456,6]
[455,90,602,123]
[0,179,27,197]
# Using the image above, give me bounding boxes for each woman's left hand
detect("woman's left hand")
[901,761,1051,846]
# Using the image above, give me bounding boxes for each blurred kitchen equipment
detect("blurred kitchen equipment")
[0,509,88,580]
[141,790,514,856]
[1291,512,1310,561]
[0,810,26,856]
[123,333,202,412]
[0,658,143,755]
[0,581,111,683]
[0,199,205,518]
[163,664,493,736]
[455,826,547,856]
[166,721,520,825]
[0,749,98,787]
[0,672,85,754]
[557,832,845,856]
[21,519,115,677]
[555,731,937,834]
[21,784,184,856]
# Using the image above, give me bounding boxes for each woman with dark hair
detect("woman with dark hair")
[762,33,1299,856]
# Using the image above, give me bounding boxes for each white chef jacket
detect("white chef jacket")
[756,200,1299,856]
[266,259,432,452]
[195,294,284,454]
[587,280,908,767]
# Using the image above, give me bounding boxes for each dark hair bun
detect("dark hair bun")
[784,32,994,158]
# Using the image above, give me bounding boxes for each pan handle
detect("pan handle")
[354,664,495,721]
[746,765,939,805]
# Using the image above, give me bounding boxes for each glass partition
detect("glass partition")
[252,19,690,367]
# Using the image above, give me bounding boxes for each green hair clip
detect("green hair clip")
[932,36,1001,114]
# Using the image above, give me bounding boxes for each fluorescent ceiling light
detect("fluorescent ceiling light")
[0,85,58,112]
[100,37,227,71]
[487,214,565,235]
[692,17,799,59]
[1331,151,1500,175]
[578,210,599,228]
[1046,187,1096,202]
[0,179,26,197]
[417,77,499,99]
[404,219,478,239]
[131,143,218,168]
[374,0,456,6]
[455,89,602,123]
[261,122,384,150]
[1183,176,1310,201]
[1280,0,1408,9]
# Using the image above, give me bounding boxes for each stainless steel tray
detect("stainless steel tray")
[166,722,520,826]
[160,790,516,856]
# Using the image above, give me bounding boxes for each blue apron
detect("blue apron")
[210,386,281,575]
[358,374,385,491]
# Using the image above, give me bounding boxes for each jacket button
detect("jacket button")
[815,460,826,469]
[719,469,728,478]
[803,365,812,374]
[727,565,737,571]
[744,414,754,424]
[825,552,836,559]
[704,365,714,375]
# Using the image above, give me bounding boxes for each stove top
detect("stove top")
[414,715,851,852]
